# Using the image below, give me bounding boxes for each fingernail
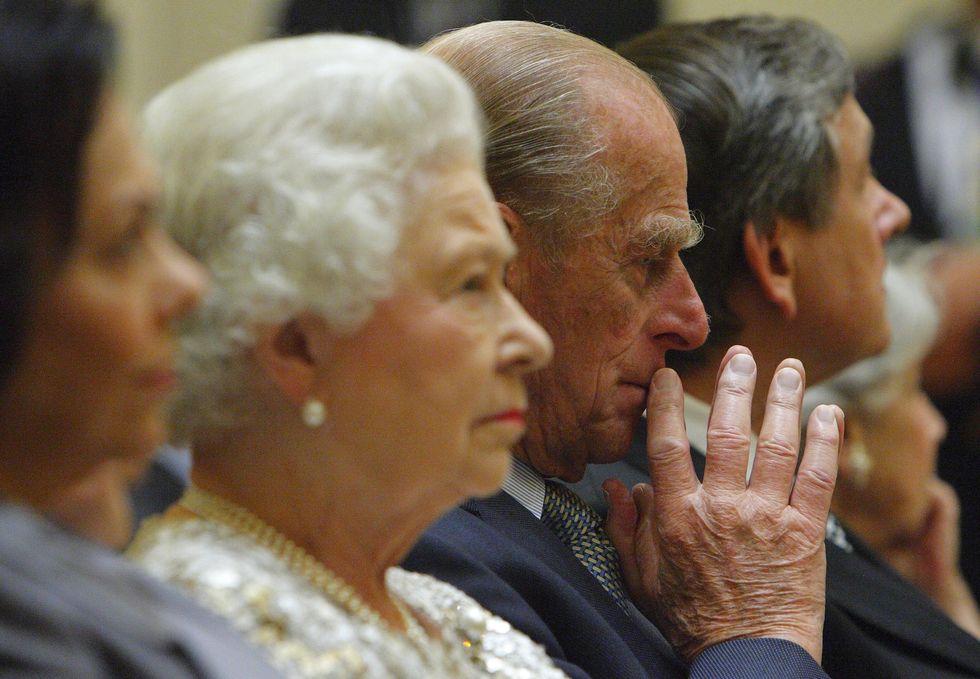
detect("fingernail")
[728,353,755,376]
[816,404,836,423]
[776,367,802,391]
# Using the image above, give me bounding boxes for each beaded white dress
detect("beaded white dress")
[128,517,568,679]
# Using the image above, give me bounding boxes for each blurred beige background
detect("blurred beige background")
[104,0,966,112]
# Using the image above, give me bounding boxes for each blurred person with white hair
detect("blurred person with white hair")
[804,263,980,639]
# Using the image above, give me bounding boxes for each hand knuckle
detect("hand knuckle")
[768,393,799,410]
[798,466,836,493]
[707,424,751,450]
[757,435,798,463]
[717,381,753,399]
[649,434,689,458]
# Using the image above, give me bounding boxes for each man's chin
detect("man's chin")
[583,421,637,467]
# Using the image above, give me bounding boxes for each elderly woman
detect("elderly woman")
[127,34,562,677]
[805,264,980,638]
[0,1,283,676]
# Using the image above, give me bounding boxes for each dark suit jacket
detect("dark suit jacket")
[0,504,282,678]
[571,424,980,678]
[405,490,828,678]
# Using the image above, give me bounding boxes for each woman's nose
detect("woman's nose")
[499,290,553,374]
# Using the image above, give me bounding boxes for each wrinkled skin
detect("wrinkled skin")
[606,347,842,662]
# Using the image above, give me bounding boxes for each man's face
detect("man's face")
[791,95,910,380]
[509,79,708,481]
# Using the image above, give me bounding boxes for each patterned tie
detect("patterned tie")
[541,481,629,610]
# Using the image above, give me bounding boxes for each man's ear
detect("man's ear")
[251,313,331,406]
[497,202,526,242]
[742,217,799,319]
[497,201,533,296]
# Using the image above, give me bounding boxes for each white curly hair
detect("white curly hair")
[142,34,484,441]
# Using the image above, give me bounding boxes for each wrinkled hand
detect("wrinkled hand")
[605,346,842,663]
[881,479,980,638]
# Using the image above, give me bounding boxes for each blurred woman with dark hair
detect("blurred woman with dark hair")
[0,1,281,675]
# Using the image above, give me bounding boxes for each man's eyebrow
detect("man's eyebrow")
[630,213,704,256]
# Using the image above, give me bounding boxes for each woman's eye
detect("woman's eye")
[461,273,488,293]
[103,222,147,261]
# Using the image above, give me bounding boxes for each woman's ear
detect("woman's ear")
[251,313,332,406]
[839,416,873,489]
[742,217,799,319]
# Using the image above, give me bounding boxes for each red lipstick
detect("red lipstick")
[491,409,526,426]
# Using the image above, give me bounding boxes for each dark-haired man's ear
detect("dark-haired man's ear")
[742,218,798,319]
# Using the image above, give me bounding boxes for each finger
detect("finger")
[708,345,754,403]
[631,483,662,617]
[604,479,643,596]
[751,358,806,501]
[790,404,841,526]
[604,479,638,558]
[646,368,699,501]
[702,348,756,494]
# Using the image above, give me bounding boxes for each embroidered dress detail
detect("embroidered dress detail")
[128,492,567,679]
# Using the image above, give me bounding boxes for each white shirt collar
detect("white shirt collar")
[501,457,546,519]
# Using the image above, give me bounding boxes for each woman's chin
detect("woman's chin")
[459,449,513,500]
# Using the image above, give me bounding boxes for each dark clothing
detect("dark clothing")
[571,422,980,678]
[0,504,281,678]
[405,490,828,678]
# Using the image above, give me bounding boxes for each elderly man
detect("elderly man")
[573,16,980,679]
[404,20,841,679]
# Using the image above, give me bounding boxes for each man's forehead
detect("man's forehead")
[829,95,872,160]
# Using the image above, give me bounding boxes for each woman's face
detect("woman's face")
[857,367,948,535]
[0,93,206,500]
[323,159,552,504]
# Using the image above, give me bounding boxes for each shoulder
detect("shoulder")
[0,506,271,679]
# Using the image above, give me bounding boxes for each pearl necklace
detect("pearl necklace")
[178,486,430,649]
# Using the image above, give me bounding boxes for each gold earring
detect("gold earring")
[301,399,326,428]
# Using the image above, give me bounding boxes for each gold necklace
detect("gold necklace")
[178,486,429,648]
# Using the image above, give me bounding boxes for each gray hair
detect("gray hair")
[423,20,652,260]
[142,34,484,441]
[804,261,941,418]
[619,16,855,358]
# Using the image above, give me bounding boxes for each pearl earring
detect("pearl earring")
[301,399,326,428]
[847,439,873,488]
